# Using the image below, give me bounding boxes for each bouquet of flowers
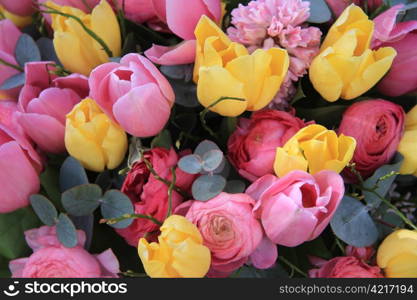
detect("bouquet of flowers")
[1,0,417,279]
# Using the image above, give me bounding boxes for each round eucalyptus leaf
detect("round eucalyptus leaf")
[202,150,224,172]
[0,73,25,90]
[56,213,78,248]
[15,34,41,67]
[61,184,102,216]
[306,0,332,24]
[100,190,134,229]
[59,156,89,192]
[178,154,203,174]
[194,140,220,157]
[192,175,226,202]
[30,194,58,226]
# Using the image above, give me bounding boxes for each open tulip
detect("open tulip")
[138,215,211,278]
[377,229,417,278]
[193,16,289,117]
[65,98,128,172]
[398,105,417,176]
[309,5,396,102]
[47,0,121,76]
[274,124,356,177]
[0,101,42,213]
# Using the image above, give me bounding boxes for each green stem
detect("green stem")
[199,96,245,139]
[165,167,176,219]
[101,213,162,226]
[335,238,345,254]
[0,58,23,72]
[40,5,113,57]
[279,256,307,278]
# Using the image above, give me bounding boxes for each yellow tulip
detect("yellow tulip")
[274,124,356,177]
[47,0,121,76]
[65,98,127,172]
[138,215,211,278]
[309,5,396,102]
[377,230,417,278]
[193,16,289,117]
[398,105,417,176]
[0,6,32,28]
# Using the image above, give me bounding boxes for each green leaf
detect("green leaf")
[202,150,224,172]
[40,165,62,209]
[306,0,332,23]
[61,184,102,216]
[169,79,200,108]
[100,190,134,229]
[151,129,172,150]
[192,175,226,201]
[296,105,348,128]
[330,196,379,247]
[36,37,60,65]
[178,154,203,174]
[224,180,246,194]
[15,34,41,67]
[363,153,404,207]
[0,73,25,90]
[0,208,40,259]
[56,213,78,248]
[30,194,58,226]
[59,156,89,192]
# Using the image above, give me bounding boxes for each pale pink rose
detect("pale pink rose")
[16,62,88,153]
[309,256,383,278]
[89,53,174,137]
[0,101,42,213]
[176,192,277,277]
[0,20,22,100]
[9,226,120,278]
[246,171,344,247]
[1,0,35,16]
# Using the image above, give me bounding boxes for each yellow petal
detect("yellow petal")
[160,215,203,245]
[398,130,417,175]
[377,230,417,268]
[274,144,308,177]
[0,6,32,28]
[101,118,127,170]
[171,238,211,278]
[383,253,417,278]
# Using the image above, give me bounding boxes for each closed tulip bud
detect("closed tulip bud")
[274,124,356,177]
[64,98,128,172]
[138,215,211,278]
[377,230,417,278]
[48,0,121,76]
[193,16,289,117]
[309,5,396,102]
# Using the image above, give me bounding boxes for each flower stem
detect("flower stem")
[165,167,176,219]
[199,96,245,139]
[0,58,23,72]
[279,256,307,278]
[100,213,162,226]
[40,5,113,57]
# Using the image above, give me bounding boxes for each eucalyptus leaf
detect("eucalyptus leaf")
[36,37,60,64]
[224,180,246,194]
[178,154,203,174]
[56,213,78,248]
[30,194,58,226]
[59,156,89,192]
[160,64,193,80]
[330,196,379,247]
[100,190,134,229]
[194,140,220,157]
[192,175,226,201]
[170,79,200,108]
[15,34,41,67]
[202,150,224,172]
[0,73,25,90]
[306,0,332,23]
[71,215,94,250]
[61,184,102,216]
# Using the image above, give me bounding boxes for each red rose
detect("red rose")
[338,99,405,180]
[309,256,384,278]
[116,148,195,246]
[227,110,308,182]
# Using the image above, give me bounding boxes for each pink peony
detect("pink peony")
[176,192,277,277]
[9,226,120,278]
[16,62,88,153]
[228,110,309,182]
[0,101,42,213]
[309,256,384,278]
[246,171,344,247]
[116,147,195,246]
[0,19,22,100]
[227,0,322,107]
[89,53,175,137]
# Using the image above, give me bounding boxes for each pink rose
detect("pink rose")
[0,101,42,213]
[116,147,195,246]
[16,62,88,153]
[246,171,344,247]
[1,0,35,16]
[228,110,309,182]
[0,20,22,100]
[9,226,120,278]
[309,256,384,278]
[338,99,405,180]
[176,192,277,277]
[345,246,376,262]
[89,53,174,137]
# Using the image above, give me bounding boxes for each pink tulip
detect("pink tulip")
[325,0,383,18]
[0,101,42,213]
[246,171,344,247]
[373,5,417,96]
[37,0,100,12]
[144,40,196,66]
[0,20,22,100]
[89,53,174,137]
[16,62,88,153]
[1,0,35,16]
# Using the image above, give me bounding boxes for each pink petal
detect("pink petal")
[53,73,89,99]
[203,0,222,21]
[9,258,29,278]
[151,0,167,22]
[0,19,21,54]
[1,0,35,16]
[145,40,196,65]
[95,249,120,278]
[24,62,57,90]
[249,236,278,269]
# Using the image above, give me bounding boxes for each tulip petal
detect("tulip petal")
[145,40,196,66]
[249,236,278,269]
[172,238,211,278]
